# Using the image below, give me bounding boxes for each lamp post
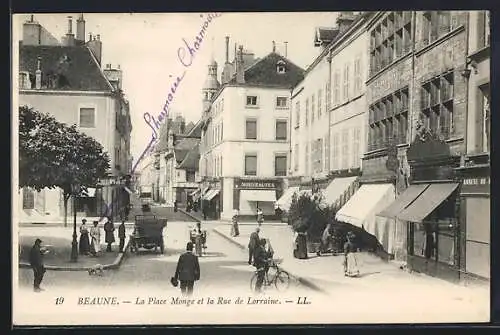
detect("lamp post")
[70,183,80,262]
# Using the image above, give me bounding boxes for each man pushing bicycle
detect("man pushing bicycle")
[253,239,273,292]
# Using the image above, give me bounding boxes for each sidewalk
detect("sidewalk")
[18,226,133,271]
[212,224,490,302]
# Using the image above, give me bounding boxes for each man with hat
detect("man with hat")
[30,238,48,292]
[174,241,201,296]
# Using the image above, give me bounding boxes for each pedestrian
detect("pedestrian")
[29,238,48,292]
[231,210,240,237]
[343,231,360,277]
[256,207,264,226]
[104,217,115,252]
[79,219,90,255]
[118,220,126,253]
[193,222,203,256]
[317,223,332,256]
[174,200,178,212]
[90,220,101,256]
[174,241,201,297]
[247,227,260,265]
[202,204,208,220]
[253,238,270,293]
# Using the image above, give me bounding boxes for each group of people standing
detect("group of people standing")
[78,217,127,256]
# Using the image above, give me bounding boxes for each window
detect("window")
[370,12,413,75]
[324,134,329,171]
[341,129,349,169]
[314,138,323,173]
[420,71,454,139]
[311,94,315,123]
[79,107,96,128]
[332,133,339,171]
[276,120,287,140]
[245,154,257,176]
[305,143,309,175]
[221,98,224,112]
[246,95,258,106]
[305,98,309,126]
[245,119,257,139]
[22,187,35,209]
[368,86,409,151]
[352,128,361,168]
[422,11,452,47]
[295,101,300,128]
[478,11,490,48]
[275,155,287,176]
[276,97,288,108]
[354,56,362,95]
[277,60,286,73]
[333,69,340,105]
[294,144,299,171]
[221,122,224,141]
[343,63,350,101]
[317,89,322,118]
[19,72,32,89]
[476,84,490,153]
[186,171,196,182]
[325,82,331,111]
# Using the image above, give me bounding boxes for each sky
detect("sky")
[13,12,339,163]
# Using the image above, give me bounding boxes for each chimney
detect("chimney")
[87,32,102,65]
[236,45,245,84]
[35,56,42,89]
[336,11,356,33]
[272,40,276,53]
[284,41,288,58]
[225,36,229,63]
[76,13,85,41]
[22,15,41,45]
[64,16,75,46]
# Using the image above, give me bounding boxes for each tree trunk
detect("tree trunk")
[63,193,70,228]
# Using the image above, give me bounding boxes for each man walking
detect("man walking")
[104,217,115,252]
[29,238,47,292]
[118,220,126,253]
[174,242,200,296]
[248,227,260,265]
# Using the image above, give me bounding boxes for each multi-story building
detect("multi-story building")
[335,11,483,283]
[286,12,371,214]
[198,38,304,221]
[18,14,132,223]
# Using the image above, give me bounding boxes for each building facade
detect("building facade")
[198,39,304,221]
[18,14,132,223]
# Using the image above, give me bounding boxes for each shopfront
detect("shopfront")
[201,178,223,220]
[456,154,490,282]
[233,178,281,220]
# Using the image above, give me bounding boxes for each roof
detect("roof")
[174,137,199,163]
[19,43,112,91]
[314,27,339,46]
[228,52,304,88]
[178,142,200,171]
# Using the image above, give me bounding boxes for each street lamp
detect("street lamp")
[70,183,80,262]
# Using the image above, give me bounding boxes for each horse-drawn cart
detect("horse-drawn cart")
[130,215,167,254]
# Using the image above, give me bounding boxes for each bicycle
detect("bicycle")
[250,259,291,292]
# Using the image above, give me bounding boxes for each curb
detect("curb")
[211,227,326,294]
[19,237,132,271]
[178,209,202,223]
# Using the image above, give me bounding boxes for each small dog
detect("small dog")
[88,264,104,276]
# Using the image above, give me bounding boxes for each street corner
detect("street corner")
[212,226,247,250]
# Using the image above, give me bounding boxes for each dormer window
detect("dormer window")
[277,60,286,74]
[19,71,32,89]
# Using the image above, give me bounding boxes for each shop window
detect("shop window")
[275,120,287,141]
[274,155,287,176]
[420,71,454,139]
[245,119,257,140]
[22,188,35,209]
[370,11,413,75]
[244,154,257,176]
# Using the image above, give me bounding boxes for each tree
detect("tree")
[19,106,110,226]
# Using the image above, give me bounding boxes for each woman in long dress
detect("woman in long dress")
[231,210,240,237]
[90,220,101,256]
[193,222,203,256]
[343,232,360,277]
[79,219,91,255]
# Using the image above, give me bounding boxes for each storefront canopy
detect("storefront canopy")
[322,176,357,207]
[377,184,430,218]
[397,183,459,223]
[335,183,395,228]
[240,189,276,202]
[275,186,300,211]
[203,189,219,201]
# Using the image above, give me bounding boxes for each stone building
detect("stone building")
[18,14,132,224]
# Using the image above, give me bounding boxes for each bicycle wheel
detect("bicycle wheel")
[274,270,291,291]
[250,272,259,291]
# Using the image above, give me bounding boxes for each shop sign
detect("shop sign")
[235,179,277,190]
[461,176,490,194]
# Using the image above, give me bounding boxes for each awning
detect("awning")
[275,186,300,211]
[190,189,201,196]
[240,189,276,202]
[336,183,395,228]
[81,188,96,197]
[322,176,357,206]
[377,184,429,218]
[397,183,459,223]
[204,189,220,201]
